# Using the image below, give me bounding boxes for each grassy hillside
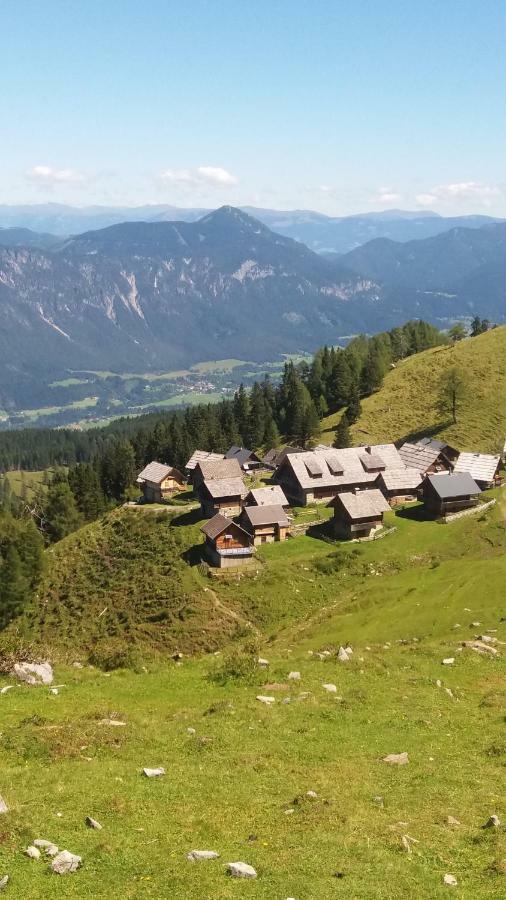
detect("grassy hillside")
[320,326,506,452]
[0,494,505,897]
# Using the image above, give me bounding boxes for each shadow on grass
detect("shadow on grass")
[171,508,203,527]
[397,419,453,447]
[395,504,433,523]
[305,520,335,542]
[182,543,205,566]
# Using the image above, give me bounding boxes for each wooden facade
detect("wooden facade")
[331,489,391,541]
[137,462,185,503]
[201,515,254,568]
[422,473,481,518]
[240,505,290,546]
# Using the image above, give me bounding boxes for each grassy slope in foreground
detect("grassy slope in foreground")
[0,497,505,897]
[320,326,506,452]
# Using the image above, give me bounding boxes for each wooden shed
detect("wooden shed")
[198,476,246,518]
[136,461,185,503]
[225,445,264,472]
[244,485,289,509]
[240,504,290,545]
[422,472,481,518]
[330,488,391,540]
[377,468,423,505]
[453,452,501,489]
[201,514,254,568]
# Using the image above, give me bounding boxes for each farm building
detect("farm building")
[376,468,423,505]
[398,437,458,474]
[244,485,289,508]
[185,450,224,480]
[200,514,254,568]
[330,488,391,540]
[422,472,481,518]
[275,444,406,506]
[198,476,246,518]
[225,445,264,472]
[453,452,501,488]
[262,446,304,470]
[192,457,243,489]
[240,504,290,545]
[136,462,185,503]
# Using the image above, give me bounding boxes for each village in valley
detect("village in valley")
[136,436,504,572]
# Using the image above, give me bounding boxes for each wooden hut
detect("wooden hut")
[225,446,264,472]
[422,472,481,518]
[198,476,246,518]
[453,452,501,489]
[240,504,290,545]
[376,468,423,505]
[201,514,254,568]
[244,485,289,509]
[330,488,391,540]
[136,462,185,503]
[398,438,458,474]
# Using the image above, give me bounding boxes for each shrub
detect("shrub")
[207,638,260,685]
[88,638,140,671]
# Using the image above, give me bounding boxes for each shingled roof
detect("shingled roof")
[332,489,391,520]
[398,437,452,471]
[201,476,246,499]
[137,461,182,484]
[196,457,243,481]
[201,514,250,541]
[453,452,500,485]
[378,468,423,492]
[279,444,405,492]
[185,449,224,471]
[225,446,262,468]
[246,485,289,507]
[241,504,290,528]
[426,472,481,499]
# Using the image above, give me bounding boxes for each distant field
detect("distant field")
[320,327,506,453]
[5,469,53,498]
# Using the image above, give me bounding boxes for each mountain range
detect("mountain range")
[0,202,502,254]
[0,205,505,411]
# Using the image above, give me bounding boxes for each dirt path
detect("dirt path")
[205,586,262,637]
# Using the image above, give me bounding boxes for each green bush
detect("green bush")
[208,638,260,685]
[89,638,140,671]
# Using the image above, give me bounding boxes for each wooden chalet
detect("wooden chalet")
[225,445,263,472]
[275,444,406,506]
[199,476,246,518]
[192,456,243,489]
[185,449,224,481]
[398,438,458,474]
[422,472,481,518]
[262,446,304,471]
[453,452,501,489]
[376,468,423,505]
[201,514,254,568]
[244,485,289,509]
[330,488,391,540]
[136,461,185,503]
[240,504,290,545]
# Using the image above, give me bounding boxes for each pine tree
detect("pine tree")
[43,479,83,542]
[346,382,362,424]
[68,463,106,522]
[333,412,351,448]
[360,348,385,395]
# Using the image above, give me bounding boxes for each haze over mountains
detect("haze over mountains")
[0,204,506,413]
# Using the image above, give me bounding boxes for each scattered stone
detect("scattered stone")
[44,845,59,858]
[187,850,219,861]
[344,646,353,655]
[483,814,501,828]
[477,635,496,644]
[462,640,499,657]
[256,695,275,705]
[442,658,454,666]
[72,662,83,668]
[227,861,257,878]
[50,688,59,696]
[471,621,481,627]
[445,688,455,699]
[284,808,295,815]
[51,850,82,874]
[436,679,442,688]
[257,658,269,668]
[0,686,14,695]
[306,790,318,799]
[0,875,8,891]
[0,797,8,815]
[338,647,350,662]
[297,691,311,699]
[322,683,337,693]
[288,671,301,681]
[85,817,102,830]
[187,727,196,735]
[142,767,165,778]
[372,796,384,807]
[446,816,461,826]
[33,840,54,849]
[382,752,409,765]
[13,661,53,686]
[401,835,412,853]
[443,873,458,886]
[25,846,41,860]
[99,719,126,727]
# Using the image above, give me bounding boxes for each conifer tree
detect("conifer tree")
[333,412,351,448]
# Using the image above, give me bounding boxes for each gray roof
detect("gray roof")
[137,461,183,484]
[262,446,304,468]
[378,468,423,492]
[399,437,453,471]
[185,449,224,470]
[201,513,250,541]
[241,504,290,528]
[246,485,289,507]
[359,452,386,471]
[225,445,262,467]
[279,444,405,492]
[333,489,391,520]
[426,472,481,499]
[196,458,243,481]
[201,476,246,499]
[454,452,500,484]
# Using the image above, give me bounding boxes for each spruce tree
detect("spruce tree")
[346,382,362,424]
[333,412,351,448]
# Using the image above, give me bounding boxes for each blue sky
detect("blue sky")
[2,0,506,215]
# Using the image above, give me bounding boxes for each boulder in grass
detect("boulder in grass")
[382,752,409,765]
[142,767,165,778]
[85,817,102,830]
[13,662,53,686]
[257,658,269,668]
[338,647,350,662]
[33,840,54,849]
[25,846,41,860]
[187,850,220,861]
[51,851,82,875]
[0,875,8,891]
[482,814,501,828]
[443,874,458,886]
[288,671,300,681]
[322,683,337,693]
[256,695,275,705]
[0,797,8,815]
[227,861,257,878]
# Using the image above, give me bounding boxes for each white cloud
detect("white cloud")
[374,188,401,204]
[159,166,238,187]
[26,165,86,184]
[416,181,503,208]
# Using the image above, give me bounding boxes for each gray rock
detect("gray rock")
[256,695,275,705]
[0,686,13,695]
[187,850,220,861]
[51,850,82,874]
[382,752,409,765]
[33,840,54,849]
[142,767,165,778]
[306,790,318,799]
[85,816,102,830]
[44,845,59,858]
[187,727,196,735]
[372,796,384,807]
[288,671,300,681]
[72,662,84,668]
[482,814,501,828]
[0,797,8,815]
[446,816,461,826]
[322,683,337,693]
[99,719,126,726]
[227,861,257,878]
[442,658,454,666]
[0,875,8,891]
[257,658,269,668]
[443,873,457,886]
[338,647,350,662]
[13,662,53,686]
[25,846,41,860]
